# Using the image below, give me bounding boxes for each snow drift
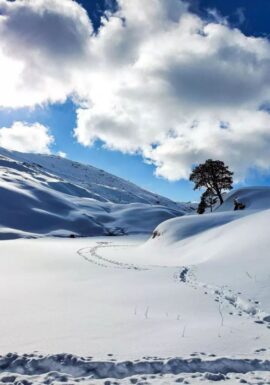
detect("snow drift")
[139,187,270,319]
[0,147,194,239]
[148,186,270,247]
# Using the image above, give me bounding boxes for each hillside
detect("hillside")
[146,186,270,251]
[137,187,270,324]
[0,147,194,239]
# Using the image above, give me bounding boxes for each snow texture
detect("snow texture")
[0,155,270,383]
[0,147,194,239]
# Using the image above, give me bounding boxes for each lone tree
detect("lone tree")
[197,193,207,215]
[197,188,218,214]
[190,159,233,207]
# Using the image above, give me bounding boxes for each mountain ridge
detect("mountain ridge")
[0,147,194,239]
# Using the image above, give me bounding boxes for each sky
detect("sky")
[0,0,270,202]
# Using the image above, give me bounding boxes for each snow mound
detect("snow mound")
[150,210,247,246]
[141,189,270,322]
[217,186,270,212]
[0,147,193,239]
[149,186,270,246]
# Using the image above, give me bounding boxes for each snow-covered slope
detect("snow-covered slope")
[0,210,270,383]
[0,187,269,383]
[147,186,270,247]
[0,147,193,239]
[137,187,270,323]
[217,186,270,212]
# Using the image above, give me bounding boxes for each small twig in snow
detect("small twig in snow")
[145,306,150,319]
[182,325,187,338]
[246,272,253,280]
[218,303,224,327]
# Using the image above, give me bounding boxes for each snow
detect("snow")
[0,354,269,381]
[217,186,270,212]
[0,147,194,239]
[0,234,270,383]
[0,152,270,384]
[143,186,270,263]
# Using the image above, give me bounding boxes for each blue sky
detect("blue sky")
[192,0,270,38]
[0,99,196,201]
[0,0,270,202]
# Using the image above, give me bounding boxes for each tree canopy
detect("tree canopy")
[190,159,233,206]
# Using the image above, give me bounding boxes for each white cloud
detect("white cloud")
[145,110,270,180]
[0,0,92,107]
[57,151,67,158]
[2,0,270,180]
[74,1,270,180]
[0,122,54,153]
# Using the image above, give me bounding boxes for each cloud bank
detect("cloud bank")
[0,122,53,153]
[0,0,92,107]
[1,0,270,179]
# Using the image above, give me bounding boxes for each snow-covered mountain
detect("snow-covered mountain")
[0,147,194,239]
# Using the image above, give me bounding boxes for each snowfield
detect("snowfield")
[0,150,270,384]
[0,147,194,239]
[0,234,270,384]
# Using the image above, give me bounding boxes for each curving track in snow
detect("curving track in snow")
[77,242,147,271]
[175,267,270,329]
[79,241,270,331]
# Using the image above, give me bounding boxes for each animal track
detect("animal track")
[77,244,148,271]
[175,267,270,328]
[79,242,270,330]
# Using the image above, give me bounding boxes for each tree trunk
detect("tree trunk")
[216,189,224,205]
